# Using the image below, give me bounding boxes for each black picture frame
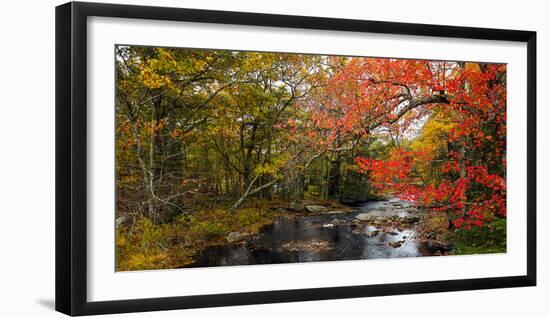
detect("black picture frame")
[55,1,537,316]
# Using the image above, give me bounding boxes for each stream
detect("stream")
[187,198,434,268]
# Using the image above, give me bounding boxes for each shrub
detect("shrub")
[446,217,506,255]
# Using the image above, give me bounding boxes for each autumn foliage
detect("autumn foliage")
[115,45,506,269]
[349,61,507,229]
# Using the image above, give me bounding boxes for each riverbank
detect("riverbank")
[115,199,354,271]
[410,210,506,256]
[116,197,505,271]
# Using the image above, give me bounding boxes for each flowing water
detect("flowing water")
[188,199,433,268]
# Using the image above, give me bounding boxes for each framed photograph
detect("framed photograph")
[55,1,536,316]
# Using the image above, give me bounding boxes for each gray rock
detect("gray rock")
[115,215,128,228]
[288,202,304,212]
[425,240,454,253]
[389,241,402,248]
[226,232,250,243]
[355,213,374,222]
[402,216,420,223]
[304,205,328,213]
[365,230,380,238]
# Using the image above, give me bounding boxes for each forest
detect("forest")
[115,46,506,271]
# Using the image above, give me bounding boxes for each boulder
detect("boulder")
[389,240,406,248]
[365,230,380,238]
[389,241,402,248]
[355,213,374,222]
[115,215,128,228]
[425,239,454,253]
[304,205,328,213]
[226,232,250,243]
[288,202,304,212]
[405,216,421,223]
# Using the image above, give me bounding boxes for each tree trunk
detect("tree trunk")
[228,176,276,213]
[328,157,341,200]
[129,121,156,219]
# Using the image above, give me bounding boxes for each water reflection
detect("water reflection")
[188,200,432,268]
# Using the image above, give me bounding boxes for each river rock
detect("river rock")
[226,232,250,243]
[115,215,128,228]
[402,216,420,224]
[355,213,374,222]
[424,239,454,253]
[389,240,406,248]
[389,241,402,248]
[288,202,304,212]
[365,230,379,238]
[305,205,328,213]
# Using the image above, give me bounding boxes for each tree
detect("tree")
[355,62,506,229]
[115,46,506,232]
[116,47,239,221]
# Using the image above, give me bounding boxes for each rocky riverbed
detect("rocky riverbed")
[186,198,451,268]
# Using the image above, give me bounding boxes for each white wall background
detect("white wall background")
[0,0,546,316]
